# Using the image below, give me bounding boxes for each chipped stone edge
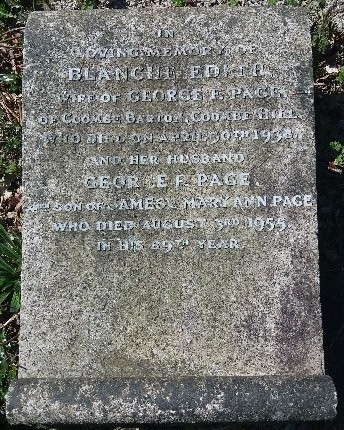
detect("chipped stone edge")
[6,376,337,427]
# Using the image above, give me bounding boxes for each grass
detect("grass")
[0,224,20,417]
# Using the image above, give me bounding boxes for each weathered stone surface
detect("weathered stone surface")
[7,7,336,426]
[6,376,337,426]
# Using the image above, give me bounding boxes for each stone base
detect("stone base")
[6,376,336,427]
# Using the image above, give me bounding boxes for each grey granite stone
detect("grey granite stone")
[7,7,337,426]
[6,376,337,426]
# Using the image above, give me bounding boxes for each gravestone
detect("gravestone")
[7,7,337,427]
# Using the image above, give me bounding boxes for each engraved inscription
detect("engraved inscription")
[30,25,314,253]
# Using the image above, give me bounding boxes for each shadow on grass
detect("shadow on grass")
[315,90,344,430]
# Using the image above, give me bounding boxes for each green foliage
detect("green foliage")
[0,76,22,182]
[171,0,186,6]
[79,0,97,10]
[0,327,17,402]
[312,15,331,56]
[0,224,21,313]
[0,73,21,93]
[0,117,22,182]
[330,141,344,168]
[311,11,335,81]
[0,0,23,412]
[0,0,34,32]
[0,224,20,409]
[336,66,344,87]
[0,5,15,21]
[266,0,300,6]
[228,0,240,6]
[0,0,23,413]
[284,0,299,5]
[0,1,24,185]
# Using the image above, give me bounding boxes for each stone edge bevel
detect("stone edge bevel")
[6,376,337,426]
